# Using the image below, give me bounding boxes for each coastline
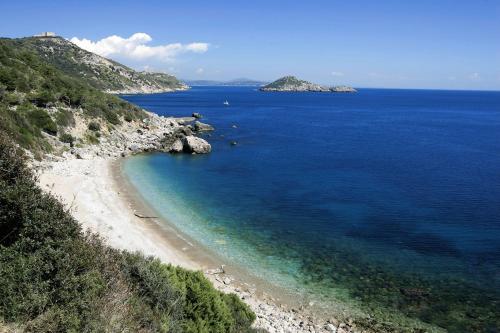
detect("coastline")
[37,156,351,333]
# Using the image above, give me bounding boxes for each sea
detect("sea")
[121,87,500,332]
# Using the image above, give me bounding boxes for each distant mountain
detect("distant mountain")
[12,36,188,94]
[185,78,268,87]
[260,76,356,93]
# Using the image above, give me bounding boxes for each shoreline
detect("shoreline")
[38,156,350,333]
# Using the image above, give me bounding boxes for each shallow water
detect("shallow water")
[122,87,500,331]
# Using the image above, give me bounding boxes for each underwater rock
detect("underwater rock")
[182,136,212,154]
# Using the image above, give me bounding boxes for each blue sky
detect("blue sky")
[1,0,499,90]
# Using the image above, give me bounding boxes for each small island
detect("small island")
[260,75,356,93]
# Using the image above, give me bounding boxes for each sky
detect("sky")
[1,0,499,90]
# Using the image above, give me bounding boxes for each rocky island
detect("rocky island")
[260,75,356,93]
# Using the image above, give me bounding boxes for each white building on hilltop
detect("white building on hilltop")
[34,32,56,37]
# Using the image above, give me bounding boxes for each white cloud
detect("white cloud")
[195,68,205,75]
[70,33,209,62]
[469,72,481,80]
[331,71,344,77]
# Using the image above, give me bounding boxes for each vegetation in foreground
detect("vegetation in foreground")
[0,135,257,332]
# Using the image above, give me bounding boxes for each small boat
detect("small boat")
[223,100,230,106]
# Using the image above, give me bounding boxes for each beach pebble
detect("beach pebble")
[325,323,337,332]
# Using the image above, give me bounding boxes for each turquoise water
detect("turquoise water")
[122,87,500,332]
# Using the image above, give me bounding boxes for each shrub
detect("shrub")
[124,113,133,122]
[55,109,75,127]
[31,90,56,107]
[27,108,57,136]
[87,121,100,132]
[85,133,99,145]
[2,92,23,105]
[59,133,75,146]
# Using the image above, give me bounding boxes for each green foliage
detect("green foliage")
[87,121,100,132]
[0,135,257,332]
[27,108,57,136]
[263,76,310,89]
[54,109,74,127]
[30,90,56,107]
[59,133,75,146]
[1,91,23,105]
[124,113,133,122]
[85,132,100,145]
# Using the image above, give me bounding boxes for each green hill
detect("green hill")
[15,36,188,93]
[0,37,146,157]
[261,76,313,90]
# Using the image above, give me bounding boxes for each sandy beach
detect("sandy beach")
[37,156,347,333]
[38,158,200,268]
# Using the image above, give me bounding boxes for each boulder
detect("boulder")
[192,112,202,119]
[325,323,337,332]
[170,139,184,153]
[128,144,140,153]
[182,136,211,154]
[194,121,214,132]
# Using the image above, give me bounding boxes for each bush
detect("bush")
[55,109,75,127]
[85,133,99,145]
[0,134,257,332]
[124,113,133,122]
[27,108,57,136]
[59,133,75,146]
[31,90,56,107]
[87,121,100,132]
[2,92,23,105]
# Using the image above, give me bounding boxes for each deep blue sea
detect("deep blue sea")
[121,87,500,331]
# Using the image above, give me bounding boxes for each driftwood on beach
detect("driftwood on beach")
[134,212,158,219]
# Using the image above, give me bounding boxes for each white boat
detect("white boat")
[223,100,230,106]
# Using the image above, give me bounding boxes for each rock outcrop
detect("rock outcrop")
[329,85,357,93]
[182,136,212,154]
[194,121,214,132]
[43,111,213,161]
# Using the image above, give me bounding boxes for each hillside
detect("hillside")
[260,76,356,93]
[0,37,149,157]
[14,36,188,94]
